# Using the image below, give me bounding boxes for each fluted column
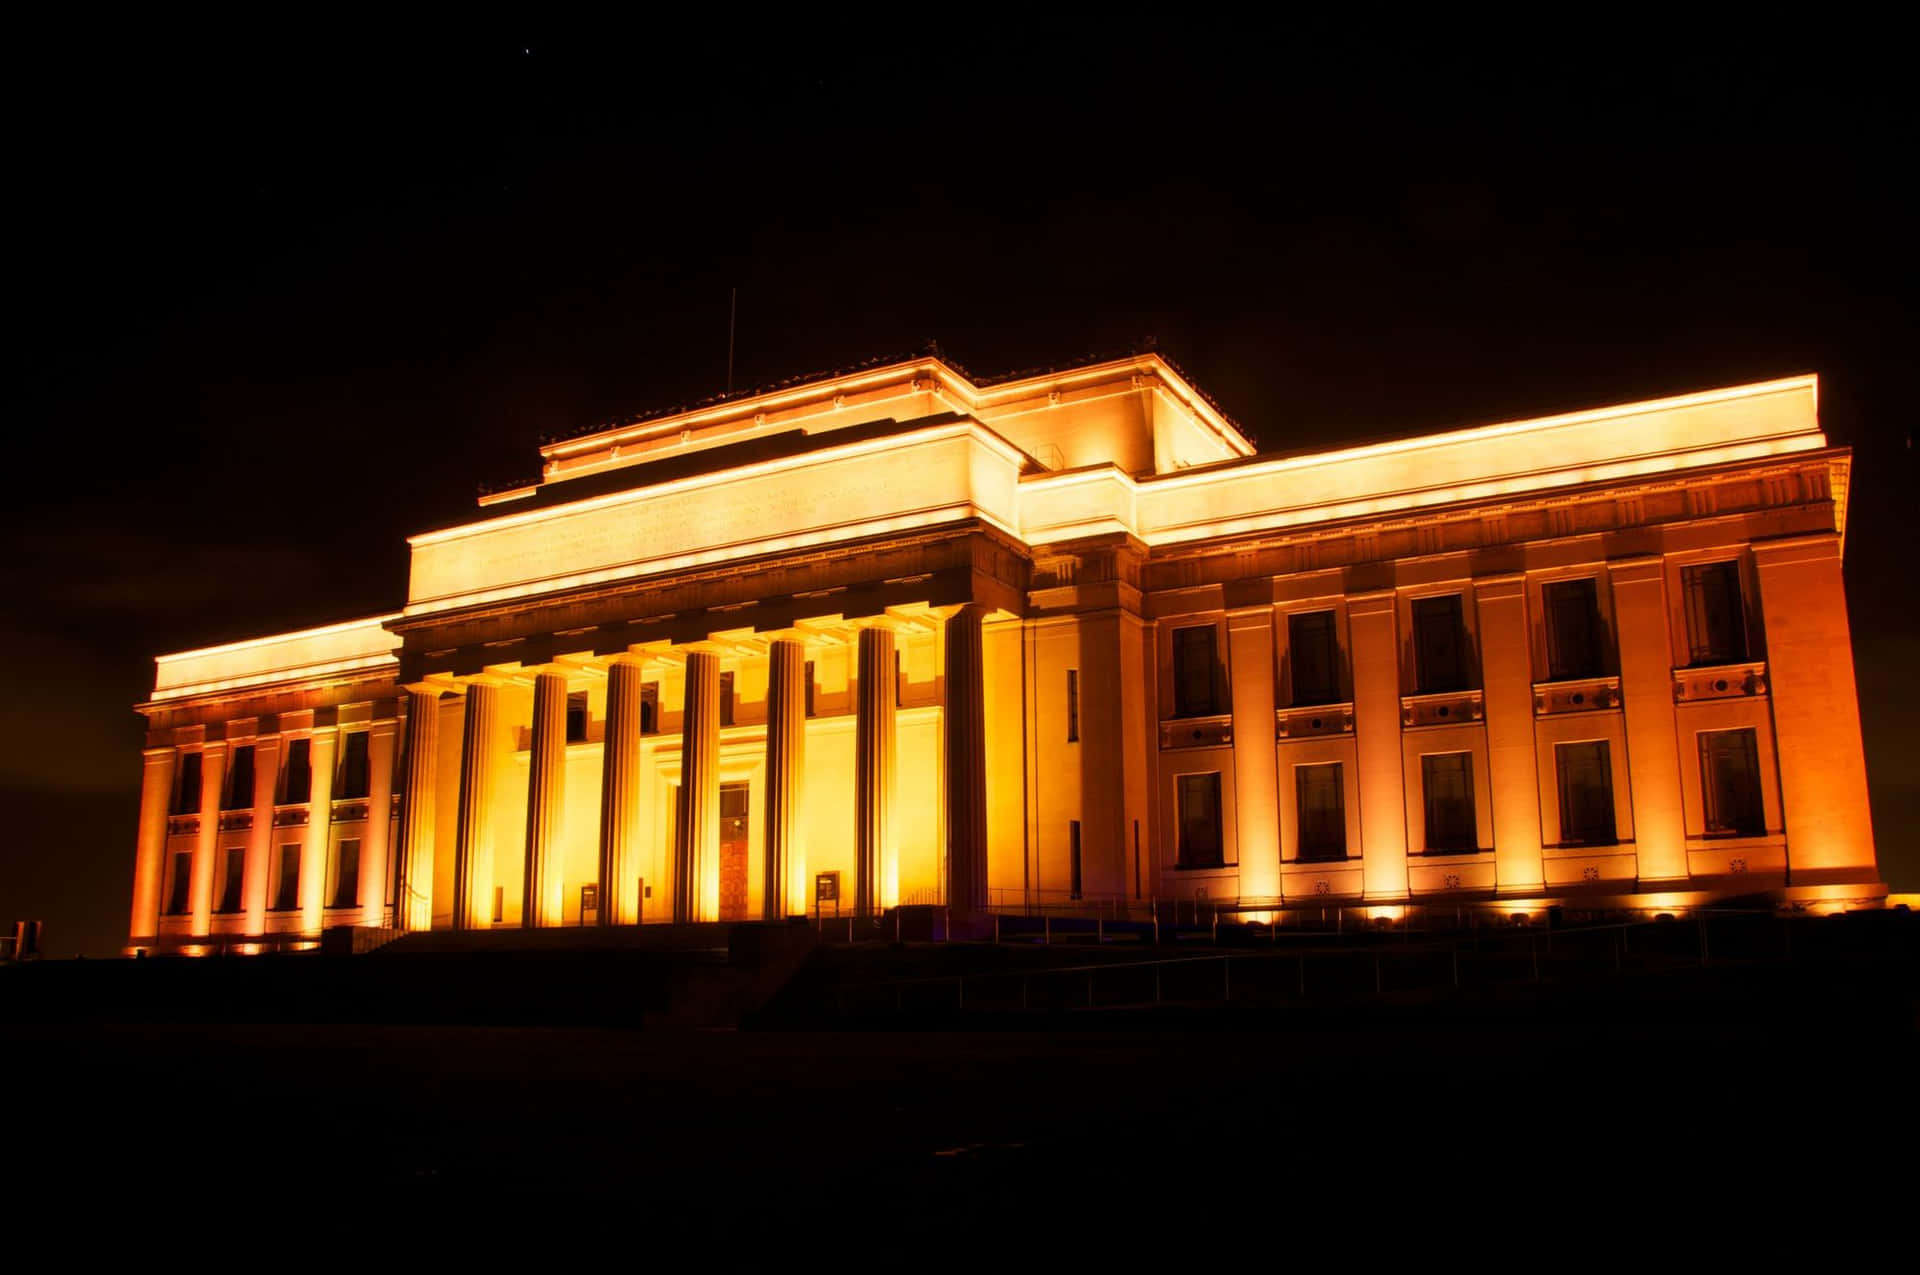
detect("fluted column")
[944,606,989,914]
[674,651,721,923]
[855,625,898,915]
[1348,592,1409,898]
[361,718,398,926]
[129,746,177,943]
[598,658,645,925]
[189,741,227,935]
[300,727,336,934]
[522,671,568,928]
[244,733,281,933]
[454,683,501,931]
[763,638,808,919]
[396,689,441,931]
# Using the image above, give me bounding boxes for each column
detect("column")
[673,650,721,923]
[396,689,441,931]
[1752,535,1877,876]
[301,727,336,934]
[129,746,177,943]
[855,625,898,915]
[1474,576,1544,891]
[189,740,227,935]
[944,606,989,914]
[361,717,399,927]
[1347,592,1409,897]
[763,638,808,920]
[598,658,645,926]
[1608,558,1685,883]
[244,733,281,933]
[522,671,568,928]
[454,683,501,931]
[1227,606,1281,904]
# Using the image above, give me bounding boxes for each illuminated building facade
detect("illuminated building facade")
[126,353,1884,953]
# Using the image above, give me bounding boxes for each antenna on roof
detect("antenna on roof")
[726,287,737,396]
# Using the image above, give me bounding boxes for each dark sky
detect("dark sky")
[4,22,1913,955]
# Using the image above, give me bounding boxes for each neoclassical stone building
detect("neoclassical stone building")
[127,352,1883,953]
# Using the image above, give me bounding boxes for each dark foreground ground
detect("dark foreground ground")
[4,916,1914,1248]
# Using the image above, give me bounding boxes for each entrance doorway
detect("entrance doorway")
[719,782,750,921]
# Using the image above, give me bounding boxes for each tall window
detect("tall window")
[804,661,816,718]
[166,851,193,915]
[171,752,204,815]
[1682,561,1749,665]
[641,683,660,735]
[1700,729,1765,837]
[1556,741,1617,845]
[1069,821,1083,900]
[1294,762,1346,862]
[1543,578,1604,680]
[338,732,371,800]
[282,738,312,804]
[329,839,362,910]
[566,692,589,743]
[223,745,255,810]
[1288,610,1340,706]
[214,846,245,914]
[1412,595,1470,693]
[1173,625,1220,717]
[270,844,301,912]
[1176,772,1224,869]
[1421,753,1477,853]
[719,671,735,728]
[1066,669,1080,742]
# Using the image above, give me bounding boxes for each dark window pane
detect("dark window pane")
[1176,772,1224,868]
[1556,741,1617,845]
[804,662,816,718]
[1295,763,1346,862]
[215,847,245,913]
[1413,595,1470,693]
[223,746,255,810]
[1544,578,1603,680]
[339,732,370,800]
[1173,626,1220,717]
[167,851,194,915]
[566,692,589,744]
[1288,611,1340,706]
[1422,753,1477,853]
[1067,669,1080,742]
[641,683,659,735]
[272,844,301,912]
[1069,821,1083,899]
[330,839,361,910]
[283,739,312,804]
[1682,562,1749,665]
[172,752,203,816]
[719,671,735,728]
[1700,729,1766,836]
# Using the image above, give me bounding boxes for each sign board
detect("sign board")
[815,872,840,904]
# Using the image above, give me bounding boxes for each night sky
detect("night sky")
[5,23,1913,956]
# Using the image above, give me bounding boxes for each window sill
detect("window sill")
[1542,842,1634,858]
[1412,849,1489,864]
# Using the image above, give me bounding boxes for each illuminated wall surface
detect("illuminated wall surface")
[126,355,1884,951]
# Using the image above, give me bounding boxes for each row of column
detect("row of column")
[394,608,991,932]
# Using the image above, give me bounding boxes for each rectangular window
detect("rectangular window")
[1069,820,1083,900]
[1172,625,1220,718]
[1066,669,1080,742]
[1556,741,1617,846]
[282,738,312,804]
[804,661,816,718]
[166,851,193,915]
[719,671,735,728]
[223,745,255,810]
[1682,561,1749,665]
[566,691,589,744]
[329,839,362,910]
[1412,595,1470,693]
[1294,762,1346,862]
[1543,578,1604,680]
[895,650,904,703]
[1175,772,1224,869]
[492,885,505,925]
[641,682,660,735]
[1288,610,1341,706]
[1700,728,1765,837]
[271,843,301,912]
[214,846,245,914]
[1421,753,1477,853]
[338,732,371,800]
[172,751,204,816]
